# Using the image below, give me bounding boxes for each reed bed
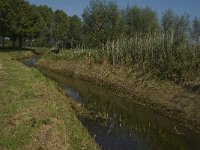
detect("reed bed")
[51,33,200,83]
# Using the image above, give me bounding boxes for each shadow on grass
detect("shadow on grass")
[0,47,33,52]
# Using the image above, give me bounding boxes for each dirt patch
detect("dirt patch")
[25,118,69,150]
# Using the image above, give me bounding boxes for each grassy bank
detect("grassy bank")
[0,51,99,150]
[37,50,200,131]
[0,48,34,59]
[0,47,50,60]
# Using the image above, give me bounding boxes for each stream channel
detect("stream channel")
[22,56,200,150]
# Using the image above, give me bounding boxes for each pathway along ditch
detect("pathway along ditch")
[22,56,200,150]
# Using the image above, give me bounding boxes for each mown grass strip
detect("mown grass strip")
[0,52,99,150]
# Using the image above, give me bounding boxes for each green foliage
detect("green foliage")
[192,17,200,44]
[162,9,177,34]
[162,9,190,46]
[68,15,82,48]
[14,2,42,37]
[53,10,69,48]
[125,6,159,35]
[82,0,123,47]
[35,5,54,47]
[0,0,14,36]
[0,0,44,48]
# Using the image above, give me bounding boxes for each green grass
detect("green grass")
[0,51,99,150]
[0,48,34,59]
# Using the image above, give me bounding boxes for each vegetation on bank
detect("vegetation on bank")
[37,50,200,131]
[40,43,200,84]
[0,51,99,150]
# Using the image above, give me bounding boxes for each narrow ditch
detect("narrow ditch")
[21,56,200,150]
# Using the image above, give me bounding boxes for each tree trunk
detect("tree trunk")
[62,41,64,50]
[12,37,16,48]
[19,37,23,48]
[2,36,5,48]
[70,38,74,48]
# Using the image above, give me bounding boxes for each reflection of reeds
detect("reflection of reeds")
[107,121,114,135]
[174,126,185,135]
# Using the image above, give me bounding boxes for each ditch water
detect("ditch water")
[22,56,200,150]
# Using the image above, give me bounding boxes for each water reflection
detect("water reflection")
[22,56,38,67]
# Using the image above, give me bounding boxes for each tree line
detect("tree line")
[0,0,81,48]
[1,0,200,49]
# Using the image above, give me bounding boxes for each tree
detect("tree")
[192,17,200,44]
[0,0,15,47]
[125,6,159,36]
[162,9,176,34]
[8,0,43,48]
[162,9,190,45]
[105,2,124,39]
[36,5,53,47]
[174,13,190,44]
[142,7,160,33]
[68,15,82,48]
[53,10,69,49]
[82,0,122,47]
[161,8,178,52]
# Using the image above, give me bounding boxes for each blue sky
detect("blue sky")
[27,0,200,19]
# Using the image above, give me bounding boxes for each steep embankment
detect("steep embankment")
[37,54,200,132]
[0,52,99,150]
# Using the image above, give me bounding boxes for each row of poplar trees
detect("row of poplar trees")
[0,0,200,48]
[0,0,81,48]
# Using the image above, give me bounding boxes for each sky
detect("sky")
[27,0,200,19]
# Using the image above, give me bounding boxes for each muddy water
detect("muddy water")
[23,57,200,150]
